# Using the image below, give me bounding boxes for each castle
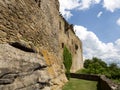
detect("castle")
[0,0,83,90]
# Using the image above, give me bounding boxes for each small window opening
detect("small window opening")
[75,44,78,50]
[72,39,73,45]
[59,21,61,30]
[62,43,64,48]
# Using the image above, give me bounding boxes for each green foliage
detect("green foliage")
[83,57,107,74]
[80,57,120,83]
[84,59,92,68]
[63,46,72,80]
[84,57,107,69]
[108,63,120,79]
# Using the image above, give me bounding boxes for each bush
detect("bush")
[80,57,120,83]
[63,46,72,80]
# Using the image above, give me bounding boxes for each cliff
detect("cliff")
[0,0,83,90]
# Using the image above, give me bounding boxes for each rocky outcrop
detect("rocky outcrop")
[0,0,68,89]
[0,44,50,90]
[0,0,83,89]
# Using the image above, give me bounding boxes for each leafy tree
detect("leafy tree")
[109,63,118,70]
[84,57,107,69]
[84,59,92,68]
[81,57,120,82]
[109,63,120,79]
[92,57,107,68]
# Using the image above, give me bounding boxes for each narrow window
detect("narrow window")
[72,39,73,44]
[62,43,64,48]
[75,44,78,50]
[59,21,61,30]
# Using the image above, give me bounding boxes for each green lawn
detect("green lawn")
[62,78,98,90]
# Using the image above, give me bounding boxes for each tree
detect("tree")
[81,57,120,82]
[83,57,107,74]
[84,59,92,68]
[109,63,120,79]
[109,63,118,70]
[92,57,107,68]
[84,57,107,69]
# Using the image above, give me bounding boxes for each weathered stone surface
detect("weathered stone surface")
[9,41,36,53]
[0,0,83,89]
[0,44,50,90]
[0,79,14,85]
[59,15,83,72]
[0,0,59,53]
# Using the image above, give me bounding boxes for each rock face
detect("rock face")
[0,44,50,90]
[0,0,83,90]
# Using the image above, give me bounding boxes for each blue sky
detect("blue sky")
[68,4,120,43]
[59,0,120,65]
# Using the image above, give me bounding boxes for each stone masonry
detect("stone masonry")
[0,0,83,89]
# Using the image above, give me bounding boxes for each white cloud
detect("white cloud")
[74,25,120,65]
[116,18,120,26]
[79,0,101,10]
[58,0,120,65]
[103,0,120,12]
[115,39,120,46]
[97,11,103,18]
[78,0,92,10]
[59,0,81,19]
[58,0,101,19]
[59,0,120,19]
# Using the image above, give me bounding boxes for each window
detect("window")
[59,21,61,30]
[75,44,78,50]
[72,39,73,44]
[62,43,64,48]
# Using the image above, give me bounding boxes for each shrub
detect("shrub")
[63,46,72,80]
[81,57,120,83]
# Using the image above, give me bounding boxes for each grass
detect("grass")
[62,78,98,90]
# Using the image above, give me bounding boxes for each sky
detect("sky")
[58,0,120,66]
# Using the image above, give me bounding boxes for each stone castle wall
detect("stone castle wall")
[0,0,83,89]
[59,15,83,72]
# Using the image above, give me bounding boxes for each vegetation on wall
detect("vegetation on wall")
[78,57,120,83]
[63,46,72,80]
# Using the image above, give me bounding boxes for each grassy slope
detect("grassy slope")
[62,78,97,90]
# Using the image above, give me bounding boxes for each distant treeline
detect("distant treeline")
[78,57,120,83]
